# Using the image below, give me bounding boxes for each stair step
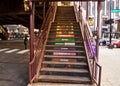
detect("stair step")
[50,26,80,29]
[44,55,85,59]
[55,16,75,18]
[55,14,75,16]
[48,35,81,38]
[51,26,80,31]
[55,18,76,19]
[46,45,83,47]
[46,42,83,46]
[47,41,82,43]
[48,38,82,41]
[41,68,88,73]
[55,19,76,21]
[50,29,80,32]
[52,21,78,24]
[48,36,80,39]
[51,22,79,26]
[45,50,84,53]
[38,75,91,83]
[54,20,76,22]
[52,21,79,26]
[49,33,80,38]
[45,46,84,51]
[56,34,75,37]
[43,61,87,65]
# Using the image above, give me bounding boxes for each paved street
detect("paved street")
[0,40,30,86]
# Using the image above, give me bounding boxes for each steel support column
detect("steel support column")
[43,2,46,19]
[96,1,101,59]
[86,1,89,20]
[29,1,35,61]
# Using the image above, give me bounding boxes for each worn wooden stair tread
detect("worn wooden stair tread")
[38,75,91,83]
[45,50,84,53]
[41,68,88,73]
[44,55,85,58]
[43,61,87,65]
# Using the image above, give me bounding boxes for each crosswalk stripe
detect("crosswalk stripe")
[17,49,29,54]
[5,49,19,53]
[0,48,9,52]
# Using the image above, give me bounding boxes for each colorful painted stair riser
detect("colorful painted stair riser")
[56,35,74,37]
[55,42,75,46]
[53,52,76,56]
[54,47,75,50]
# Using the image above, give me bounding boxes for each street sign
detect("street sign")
[112,9,120,13]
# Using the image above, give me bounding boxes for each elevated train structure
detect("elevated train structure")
[0,0,104,86]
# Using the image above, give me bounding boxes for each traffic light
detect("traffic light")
[105,19,114,24]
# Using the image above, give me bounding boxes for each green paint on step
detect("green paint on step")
[55,38,75,41]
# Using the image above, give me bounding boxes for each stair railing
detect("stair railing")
[29,4,57,83]
[74,4,102,86]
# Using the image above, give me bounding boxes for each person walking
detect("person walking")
[24,35,28,49]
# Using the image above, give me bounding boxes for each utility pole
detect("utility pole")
[109,0,112,48]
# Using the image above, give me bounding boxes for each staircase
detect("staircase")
[37,6,92,84]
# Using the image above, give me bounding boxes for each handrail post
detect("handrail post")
[29,0,35,62]
[98,66,102,86]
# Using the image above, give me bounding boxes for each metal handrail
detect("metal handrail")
[74,3,102,86]
[29,5,56,83]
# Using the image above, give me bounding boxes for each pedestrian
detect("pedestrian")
[24,35,28,49]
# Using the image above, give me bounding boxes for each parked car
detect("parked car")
[111,39,120,48]
[99,38,109,46]
[106,38,118,45]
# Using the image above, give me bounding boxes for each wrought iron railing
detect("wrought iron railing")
[29,4,56,83]
[74,3,102,86]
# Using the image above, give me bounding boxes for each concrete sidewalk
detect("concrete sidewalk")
[0,40,29,86]
[99,46,120,86]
